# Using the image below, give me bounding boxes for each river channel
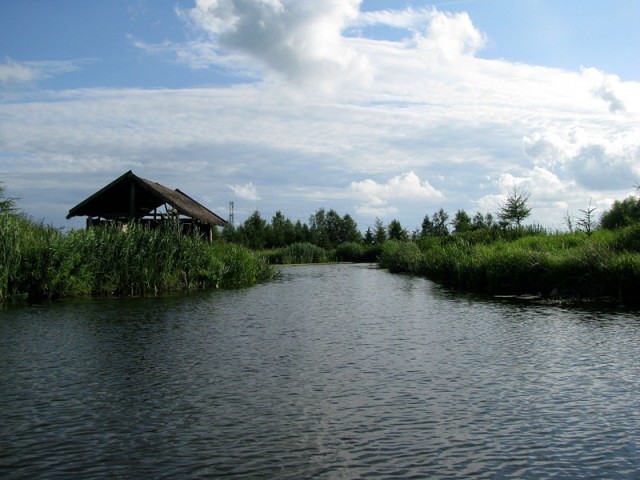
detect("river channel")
[1,264,640,478]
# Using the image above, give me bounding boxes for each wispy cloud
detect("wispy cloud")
[230,182,260,201]
[0,57,87,87]
[0,58,38,85]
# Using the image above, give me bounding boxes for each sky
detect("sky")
[1,0,639,232]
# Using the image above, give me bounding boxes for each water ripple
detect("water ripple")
[2,265,640,478]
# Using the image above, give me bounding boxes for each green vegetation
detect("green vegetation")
[5,176,640,305]
[1,210,275,303]
[378,196,640,304]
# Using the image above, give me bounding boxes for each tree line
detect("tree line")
[223,186,537,249]
[224,185,640,251]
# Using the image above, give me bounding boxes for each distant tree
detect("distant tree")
[364,227,374,245]
[498,186,531,228]
[576,199,597,236]
[222,223,239,243]
[309,208,328,247]
[373,218,387,244]
[238,210,268,249]
[484,212,495,229]
[293,220,310,243]
[432,208,450,236]
[0,182,18,214]
[387,219,408,241]
[600,195,640,229]
[340,213,362,244]
[452,209,472,234]
[269,211,294,247]
[471,211,487,230]
[420,213,434,237]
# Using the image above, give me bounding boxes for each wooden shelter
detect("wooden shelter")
[66,170,227,240]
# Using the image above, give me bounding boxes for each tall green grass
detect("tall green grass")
[262,241,381,264]
[1,213,276,303]
[380,227,640,304]
[263,242,329,264]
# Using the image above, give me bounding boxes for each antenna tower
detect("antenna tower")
[228,201,235,226]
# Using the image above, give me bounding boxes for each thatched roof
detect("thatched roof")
[66,170,227,227]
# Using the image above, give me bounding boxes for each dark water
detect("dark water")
[1,264,640,479]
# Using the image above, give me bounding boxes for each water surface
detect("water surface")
[1,264,639,478]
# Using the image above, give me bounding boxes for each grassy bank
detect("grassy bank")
[1,213,276,303]
[379,226,640,304]
[261,241,382,265]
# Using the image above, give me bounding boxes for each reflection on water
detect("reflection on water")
[1,264,640,478]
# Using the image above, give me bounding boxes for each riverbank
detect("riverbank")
[0,213,276,303]
[378,225,640,305]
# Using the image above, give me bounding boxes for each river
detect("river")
[1,264,639,479]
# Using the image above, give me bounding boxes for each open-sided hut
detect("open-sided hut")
[66,170,227,241]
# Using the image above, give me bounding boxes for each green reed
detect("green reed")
[263,242,329,264]
[379,227,640,304]
[1,214,276,303]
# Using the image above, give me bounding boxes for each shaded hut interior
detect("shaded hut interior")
[66,170,227,240]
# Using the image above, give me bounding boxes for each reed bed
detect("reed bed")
[262,241,381,264]
[379,227,640,304]
[263,242,329,264]
[1,213,275,303]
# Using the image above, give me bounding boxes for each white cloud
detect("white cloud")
[229,182,260,201]
[0,58,86,88]
[183,0,371,91]
[523,127,640,190]
[582,67,626,113]
[414,10,486,62]
[3,4,640,230]
[0,58,38,85]
[350,171,442,219]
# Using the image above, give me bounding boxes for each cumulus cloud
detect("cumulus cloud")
[230,182,260,201]
[523,127,640,190]
[582,67,626,113]
[414,10,486,62]
[350,171,442,217]
[354,7,485,62]
[176,2,487,91]
[184,0,371,91]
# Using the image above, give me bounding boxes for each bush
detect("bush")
[334,242,381,263]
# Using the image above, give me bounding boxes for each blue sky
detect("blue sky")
[1,0,639,231]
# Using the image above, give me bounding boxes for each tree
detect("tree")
[373,218,387,244]
[471,211,495,230]
[498,186,531,228]
[340,214,362,244]
[387,219,408,241]
[364,227,374,245]
[309,208,328,247]
[293,220,310,243]
[420,209,449,236]
[452,209,472,234]
[600,195,640,229]
[432,208,449,236]
[576,199,597,236]
[0,182,18,214]
[420,213,434,237]
[238,210,268,249]
[325,209,343,247]
[269,211,294,248]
